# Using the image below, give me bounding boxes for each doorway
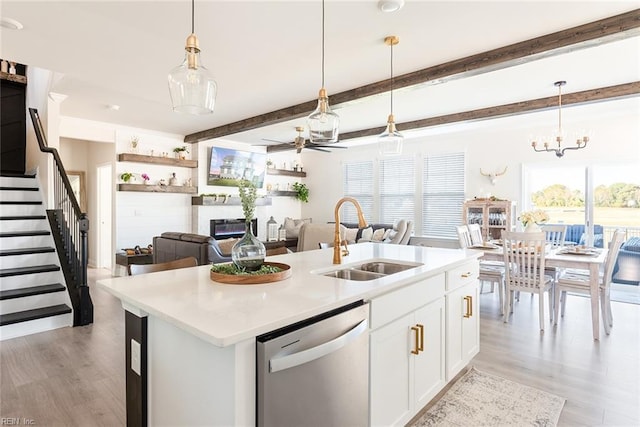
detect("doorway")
[97,163,112,270]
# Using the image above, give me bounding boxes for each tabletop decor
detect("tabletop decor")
[519,209,549,232]
[141,173,150,184]
[231,179,266,270]
[210,261,291,285]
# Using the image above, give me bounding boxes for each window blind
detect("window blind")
[379,157,415,224]
[422,152,465,238]
[342,160,374,224]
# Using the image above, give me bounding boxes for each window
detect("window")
[342,160,374,224]
[422,152,465,239]
[379,157,415,224]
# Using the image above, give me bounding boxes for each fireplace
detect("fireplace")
[210,218,257,240]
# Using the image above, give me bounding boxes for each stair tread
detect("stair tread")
[0,247,56,256]
[0,230,51,237]
[0,215,47,221]
[0,304,71,326]
[0,173,36,179]
[0,202,43,206]
[0,187,39,191]
[0,264,60,277]
[0,283,66,300]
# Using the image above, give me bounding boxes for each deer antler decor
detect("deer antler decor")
[480,166,507,185]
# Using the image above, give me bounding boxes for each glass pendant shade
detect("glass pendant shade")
[308,88,340,143]
[168,33,217,115]
[378,114,403,156]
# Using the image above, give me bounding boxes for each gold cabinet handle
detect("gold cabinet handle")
[410,326,420,355]
[463,296,473,318]
[461,272,472,278]
[417,324,424,352]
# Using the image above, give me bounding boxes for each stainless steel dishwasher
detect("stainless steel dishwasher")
[256,300,369,427]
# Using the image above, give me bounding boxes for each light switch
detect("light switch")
[131,339,141,376]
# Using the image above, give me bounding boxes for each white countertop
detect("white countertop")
[97,243,480,347]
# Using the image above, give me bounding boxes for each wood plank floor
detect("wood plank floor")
[1,269,638,426]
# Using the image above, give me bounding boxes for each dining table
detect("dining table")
[469,243,609,340]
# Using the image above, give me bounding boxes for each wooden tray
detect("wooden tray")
[209,262,291,285]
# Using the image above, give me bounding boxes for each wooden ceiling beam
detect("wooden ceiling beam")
[332,81,640,144]
[186,9,640,144]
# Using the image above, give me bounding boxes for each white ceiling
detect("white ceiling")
[1,1,638,146]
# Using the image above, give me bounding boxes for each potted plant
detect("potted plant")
[292,182,309,203]
[120,172,133,183]
[141,173,150,185]
[173,146,189,160]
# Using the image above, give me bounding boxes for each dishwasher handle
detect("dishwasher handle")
[269,318,368,373]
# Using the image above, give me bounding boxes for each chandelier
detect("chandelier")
[168,0,217,114]
[530,81,589,158]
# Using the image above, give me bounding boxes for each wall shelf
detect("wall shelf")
[118,183,198,194]
[0,71,27,85]
[268,191,298,197]
[118,153,198,168]
[192,195,272,206]
[266,168,306,178]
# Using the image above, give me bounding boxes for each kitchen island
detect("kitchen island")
[97,243,481,426]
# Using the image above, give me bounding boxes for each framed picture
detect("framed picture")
[207,147,266,188]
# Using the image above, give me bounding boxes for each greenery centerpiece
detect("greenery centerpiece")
[230,180,266,271]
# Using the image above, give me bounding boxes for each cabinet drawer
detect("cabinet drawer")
[446,261,479,292]
[370,273,445,330]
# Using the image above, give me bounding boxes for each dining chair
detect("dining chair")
[501,231,554,331]
[468,223,484,245]
[554,229,625,335]
[128,256,198,275]
[541,224,567,248]
[457,225,505,313]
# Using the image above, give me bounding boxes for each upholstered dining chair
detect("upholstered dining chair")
[457,225,505,314]
[501,231,554,331]
[128,256,198,275]
[554,229,625,335]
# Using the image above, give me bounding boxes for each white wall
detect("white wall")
[300,99,640,233]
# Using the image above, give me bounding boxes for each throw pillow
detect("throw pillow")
[216,238,237,256]
[372,228,386,242]
[284,217,312,238]
[359,227,374,242]
[344,227,358,244]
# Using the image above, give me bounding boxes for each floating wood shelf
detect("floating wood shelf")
[0,71,27,85]
[192,196,272,206]
[118,153,198,168]
[268,191,298,197]
[266,168,306,178]
[118,184,197,194]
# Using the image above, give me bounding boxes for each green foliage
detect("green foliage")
[210,263,282,275]
[173,146,189,153]
[120,172,132,182]
[238,179,258,221]
[292,182,309,203]
[532,182,639,208]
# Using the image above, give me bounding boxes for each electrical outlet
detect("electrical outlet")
[131,339,141,375]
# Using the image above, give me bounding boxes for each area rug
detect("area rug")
[412,367,566,427]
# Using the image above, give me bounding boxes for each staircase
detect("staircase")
[0,174,73,340]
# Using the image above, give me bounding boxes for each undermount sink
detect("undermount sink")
[357,261,420,275]
[320,260,423,281]
[323,269,385,281]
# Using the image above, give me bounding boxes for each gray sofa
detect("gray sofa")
[153,232,232,265]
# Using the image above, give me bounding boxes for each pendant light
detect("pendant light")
[307,0,340,144]
[378,35,403,156]
[168,0,217,115]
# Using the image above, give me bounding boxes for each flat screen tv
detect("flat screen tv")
[207,147,266,188]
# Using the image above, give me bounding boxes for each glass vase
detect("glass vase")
[231,222,266,271]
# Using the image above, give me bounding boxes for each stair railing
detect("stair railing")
[28,108,93,326]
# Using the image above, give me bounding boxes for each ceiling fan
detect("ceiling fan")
[261,127,347,154]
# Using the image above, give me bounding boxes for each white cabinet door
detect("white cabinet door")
[413,298,446,410]
[370,298,446,427]
[445,281,479,381]
[370,313,413,427]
